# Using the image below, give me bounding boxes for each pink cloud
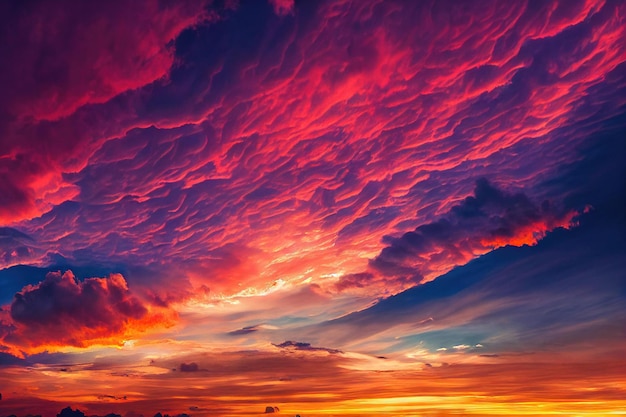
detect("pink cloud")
[4,0,625,302]
[268,0,294,16]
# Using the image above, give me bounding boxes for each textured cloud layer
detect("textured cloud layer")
[0,0,211,223]
[0,0,624,360]
[0,0,620,307]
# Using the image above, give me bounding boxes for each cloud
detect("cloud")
[335,178,578,293]
[179,362,199,372]
[0,1,620,389]
[268,0,294,16]
[57,407,87,417]
[273,340,342,354]
[375,178,577,276]
[0,0,210,122]
[313,206,626,353]
[0,228,39,269]
[228,325,262,336]
[0,0,619,305]
[226,323,281,336]
[153,414,190,417]
[0,1,211,224]
[1,271,175,355]
[6,342,626,417]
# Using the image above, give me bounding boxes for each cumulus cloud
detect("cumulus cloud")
[336,178,578,292]
[1,271,175,355]
[57,407,87,417]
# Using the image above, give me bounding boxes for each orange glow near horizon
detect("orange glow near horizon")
[1,351,625,417]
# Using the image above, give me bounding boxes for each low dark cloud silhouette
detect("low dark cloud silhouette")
[274,341,341,354]
[2,414,41,417]
[228,325,261,336]
[57,407,86,417]
[179,362,199,372]
[11,409,184,417]
[153,413,190,417]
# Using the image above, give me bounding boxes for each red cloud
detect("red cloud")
[0,0,210,122]
[0,0,211,224]
[1,271,176,356]
[2,0,624,302]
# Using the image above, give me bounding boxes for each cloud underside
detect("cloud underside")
[0,0,621,302]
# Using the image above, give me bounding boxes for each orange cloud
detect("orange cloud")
[1,347,625,417]
[1,271,176,356]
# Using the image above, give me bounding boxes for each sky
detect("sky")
[0,0,625,416]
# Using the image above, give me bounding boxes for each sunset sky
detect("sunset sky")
[0,0,625,416]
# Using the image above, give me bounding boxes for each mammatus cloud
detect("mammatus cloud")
[0,271,175,356]
[0,0,620,303]
[0,0,211,224]
[179,362,199,372]
[336,179,578,293]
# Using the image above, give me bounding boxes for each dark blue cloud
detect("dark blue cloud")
[317,207,626,352]
[318,120,626,350]
[273,340,342,354]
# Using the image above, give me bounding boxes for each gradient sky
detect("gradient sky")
[0,0,625,416]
